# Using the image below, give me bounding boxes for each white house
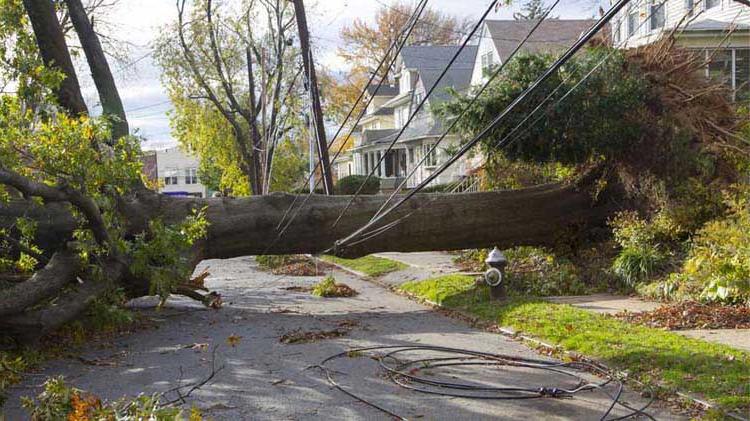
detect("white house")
[611,0,749,99]
[154,147,210,198]
[349,45,479,192]
[470,19,599,87]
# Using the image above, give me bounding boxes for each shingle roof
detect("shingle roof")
[683,19,750,31]
[484,19,598,63]
[400,45,478,104]
[366,84,399,96]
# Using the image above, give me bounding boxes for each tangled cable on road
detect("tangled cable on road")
[315,345,656,421]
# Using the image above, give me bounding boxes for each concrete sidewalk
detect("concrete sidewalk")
[2,256,683,420]
[375,252,750,353]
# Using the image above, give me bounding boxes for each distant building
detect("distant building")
[348,45,479,192]
[611,0,749,100]
[142,147,210,198]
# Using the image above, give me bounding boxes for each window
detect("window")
[627,6,639,37]
[163,169,178,186]
[423,143,438,167]
[736,49,749,101]
[708,49,733,87]
[705,0,720,9]
[185,168,198,185]
[613,19,622,44]
[704,48,750,101]
[395,106,410,128]
[650,0,665,31]
[384,151,394,177]
[685,0,694,15]
[408,147,415,164]
[414,91,424,106]
[481,52,495,75]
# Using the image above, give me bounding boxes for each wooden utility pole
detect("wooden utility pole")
[293,0,335,195]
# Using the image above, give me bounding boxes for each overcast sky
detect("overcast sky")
[86,0,600,150]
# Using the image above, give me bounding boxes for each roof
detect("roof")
[400,45,478,105]
[682,19,750,31]
[484,19,598,63]
[357,45,478,147]
[366,84,399,96]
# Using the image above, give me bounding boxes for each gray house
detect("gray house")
[348,45,479,191]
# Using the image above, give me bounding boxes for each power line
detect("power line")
[369,0,563,223]
[331,0,501,229]
[333,0,633,252]
[343,0,679,249]
[261,0,431,255]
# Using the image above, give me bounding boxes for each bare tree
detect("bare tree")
[155,0,304,195]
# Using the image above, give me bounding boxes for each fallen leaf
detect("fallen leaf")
[227,334,243,348]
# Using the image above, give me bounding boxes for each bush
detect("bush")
[335,175,380,195]
[609,211,674,287]
[421,183,454,193]
[612,245,664,287]
[504,247,588,296]
[671,187,750,303]
[21,377,201,420]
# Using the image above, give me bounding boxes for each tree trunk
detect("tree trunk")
[64,0,129,140]
[22,0,88,115]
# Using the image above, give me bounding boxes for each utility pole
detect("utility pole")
[293,0,335,195]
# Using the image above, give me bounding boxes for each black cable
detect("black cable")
[331,0,501,229]
[316,345,656,420]
[274,0,428,232]
[333,0,632,251]
[331,0,677,248]
[368,0,563,222]
[257,0,430,257]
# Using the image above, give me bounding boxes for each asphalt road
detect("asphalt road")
[2,256,686,420]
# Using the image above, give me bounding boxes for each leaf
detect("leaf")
[226,334,242,348]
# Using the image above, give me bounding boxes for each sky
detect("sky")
[84,0,600,150]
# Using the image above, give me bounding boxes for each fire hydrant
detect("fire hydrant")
[484,247,508,300]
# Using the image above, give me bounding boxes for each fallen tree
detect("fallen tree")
[0,0,746,343]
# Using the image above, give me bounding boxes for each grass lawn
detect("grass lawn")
[321,255,407,277]
[400,275,750,413]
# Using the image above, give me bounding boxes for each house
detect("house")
[142,147,210,198]
[470,19,599,87]
[349,45,479,191]
[611,0,749,99]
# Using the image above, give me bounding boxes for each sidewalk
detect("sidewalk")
[375,252,750,353]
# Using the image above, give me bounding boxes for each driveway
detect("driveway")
[2,256,684,420]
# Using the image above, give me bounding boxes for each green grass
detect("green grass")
[321,255,407,277]
[400,275,750,412]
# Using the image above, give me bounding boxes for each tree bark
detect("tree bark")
[22,0,88,115]
[64,0,129,140]
[0,250,79,318]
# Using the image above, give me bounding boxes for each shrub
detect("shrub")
[609,211,673,286]
[421,183,454,193]
[335,175,380,195]
[671,186,750,303]
[612,245,664,287]
[21,377,202,420]
[504,247,588,297]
